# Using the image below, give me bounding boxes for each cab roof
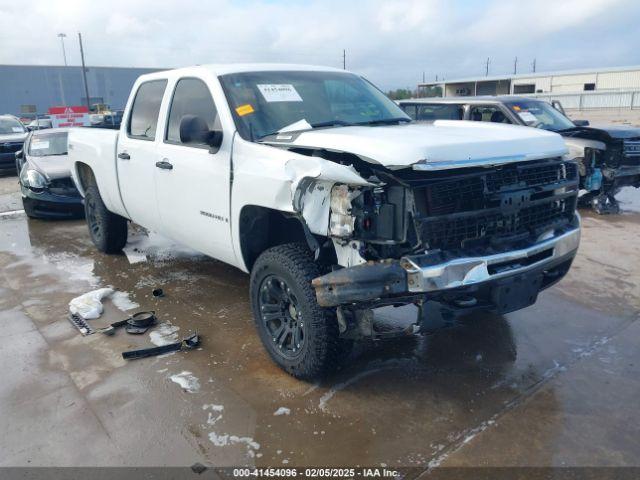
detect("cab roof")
[398,96,544,105]
[137,63,350,82]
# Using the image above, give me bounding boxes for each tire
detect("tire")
[250,243,342,380]
[84,183,128,253]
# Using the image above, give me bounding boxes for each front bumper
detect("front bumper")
[21,186,84,219]
[313,221,580,309]
[0,152,18,171]
[604,165,640,188]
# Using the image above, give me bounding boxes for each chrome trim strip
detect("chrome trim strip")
[401,225,581,293]
[411,151,567,171]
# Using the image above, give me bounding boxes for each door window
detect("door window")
[127,80,167,140]
[416,104,463,121]
[469,105,511,124]
[166,78,220,146]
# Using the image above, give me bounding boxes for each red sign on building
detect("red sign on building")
[47,106,90,128]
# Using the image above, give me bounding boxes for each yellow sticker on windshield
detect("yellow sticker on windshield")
[512,105,521,111]
[236,104,255,116]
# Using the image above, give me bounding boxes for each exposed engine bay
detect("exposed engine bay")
[292,147,579,263]
[564,128,640,214]
[288,147,580,339]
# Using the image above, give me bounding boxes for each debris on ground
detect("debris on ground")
[68,313,96,336]
[122,332,200,360]
[122,245,148,264]
[68,287,139,319]
[68,287,114,319]
[124,311,157,334]
[169,371,201,393]
[98,318,131,336]
[152,288,164,297]
[273,407,291,416]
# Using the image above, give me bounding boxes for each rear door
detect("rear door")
[117,79,168,230]
[155,77,235,264]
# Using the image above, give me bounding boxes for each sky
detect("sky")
[0,0,639,90]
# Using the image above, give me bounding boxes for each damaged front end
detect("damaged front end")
[296,155,581,338]
[568,134,640,214]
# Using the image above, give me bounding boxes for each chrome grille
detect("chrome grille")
[623,139,640,157]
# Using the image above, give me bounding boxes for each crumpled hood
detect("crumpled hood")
[28,154,73,180]
[263,120,567,170]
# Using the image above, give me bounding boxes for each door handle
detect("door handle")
[155,160,173,170]
[117,152,130,160]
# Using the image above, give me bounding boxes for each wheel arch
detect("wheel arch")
[74,161,96,196]
[239,205,326,272]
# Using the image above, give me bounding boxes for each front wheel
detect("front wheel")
[84,183,128,253]
[250,243,342,380]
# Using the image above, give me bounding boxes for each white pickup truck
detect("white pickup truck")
[69,64,581,379]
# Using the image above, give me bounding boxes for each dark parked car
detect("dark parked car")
[399,96,640,214]
[16,128,84,219]
[0,115,28,173]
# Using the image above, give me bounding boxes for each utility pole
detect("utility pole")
[422,71,425,83]
[58,33,68,66]
[78,33,91,111]
[485,57,490,77]
[513,56,518,75]
[532,58,537,73]
[342,49,346,70]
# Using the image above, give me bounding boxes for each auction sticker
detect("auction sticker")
[518,111,538,123]
[257,84,303,102]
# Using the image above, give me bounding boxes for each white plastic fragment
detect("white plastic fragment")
[273,407,291,416]
[68,287,114,319]
[170,371,200,393]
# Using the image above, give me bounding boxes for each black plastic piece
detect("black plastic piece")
[122,332,200,360]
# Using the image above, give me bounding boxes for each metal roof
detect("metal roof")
[419,65,640,86]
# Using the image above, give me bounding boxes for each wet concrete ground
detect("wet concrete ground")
[0,173,639,471]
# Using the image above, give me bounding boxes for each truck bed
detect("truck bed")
[68,128,129,219]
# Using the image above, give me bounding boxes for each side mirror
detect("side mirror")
[15,150,23,160]
[179,115,223,153]
[573,119,589,127]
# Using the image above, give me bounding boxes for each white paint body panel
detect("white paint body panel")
[68,63,569,274]
[263,121,567,169]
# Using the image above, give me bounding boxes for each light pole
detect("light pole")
[57,33,67,66]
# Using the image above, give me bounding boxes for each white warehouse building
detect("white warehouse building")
[418,65,640,111]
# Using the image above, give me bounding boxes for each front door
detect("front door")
[117,79,168,230]
[155,77,235,264]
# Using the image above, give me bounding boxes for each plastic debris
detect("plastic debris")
[68,287,114,320]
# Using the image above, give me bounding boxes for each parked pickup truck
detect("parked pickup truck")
[398,96,640,214]
[69,64,581,379]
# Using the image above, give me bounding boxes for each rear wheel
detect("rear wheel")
[250,243,342,380]
[84,183,128,253]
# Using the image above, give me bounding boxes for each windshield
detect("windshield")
[219,71,410,140]
[0,117,26,135]
[504,100,575,131]
[28,132,68,157]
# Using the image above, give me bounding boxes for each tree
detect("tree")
[386,88,415,100]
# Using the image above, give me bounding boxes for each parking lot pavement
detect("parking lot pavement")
[0,174,639,470]
[0,172,22,214]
